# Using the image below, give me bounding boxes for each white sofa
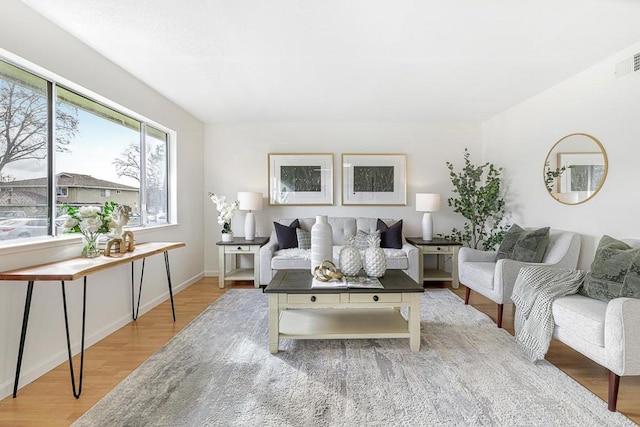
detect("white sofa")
[259,217,420,285]
[551,238,640,412]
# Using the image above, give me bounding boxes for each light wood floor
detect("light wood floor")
[0,279,638,426]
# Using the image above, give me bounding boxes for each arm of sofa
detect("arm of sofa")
[259,237,279,286]
[401,242,420,283]
[605,297,640,376]
[458,247,497,264]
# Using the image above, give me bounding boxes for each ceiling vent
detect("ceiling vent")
[615,53,640,79]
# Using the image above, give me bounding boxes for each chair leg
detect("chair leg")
[464,286,471,305]
[608,371,620,412]
[497,304,504,328]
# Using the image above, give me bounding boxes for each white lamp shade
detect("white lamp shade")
[416,193,441,212]
[237,192,263,211]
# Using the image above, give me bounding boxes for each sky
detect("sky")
[4,108,140,187]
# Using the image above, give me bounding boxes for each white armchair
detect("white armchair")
[458,230,581,327]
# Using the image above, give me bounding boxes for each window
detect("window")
[0,57,171,243]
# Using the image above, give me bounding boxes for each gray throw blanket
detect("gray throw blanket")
[512,266,586,362]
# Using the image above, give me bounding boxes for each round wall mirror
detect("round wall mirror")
[543,133,608,205]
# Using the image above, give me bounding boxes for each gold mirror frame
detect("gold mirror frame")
[543,133,608,205]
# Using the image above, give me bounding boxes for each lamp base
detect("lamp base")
[244,211,255,240]
[422,212,433,241]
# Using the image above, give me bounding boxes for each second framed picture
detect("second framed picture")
[342,153,407,205]
[268,153,334,205]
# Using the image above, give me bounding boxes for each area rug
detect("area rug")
[73,289,635,426]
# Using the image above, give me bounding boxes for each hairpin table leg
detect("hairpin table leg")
[61,278,87,398]
[164,251,176,322]
[13,280,34,398]
[131,259,145,320]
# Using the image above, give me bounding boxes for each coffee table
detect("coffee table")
[264,269,424,353]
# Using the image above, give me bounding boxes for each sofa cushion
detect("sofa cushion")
[553,294,607,347]
[580,235,640,302]
[377,219,403,249]
[497,224,550,263]
[354,229,380,250]
[274,219,300,249]
[296,228,311,250]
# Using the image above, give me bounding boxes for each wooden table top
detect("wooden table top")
[0,241,185,282]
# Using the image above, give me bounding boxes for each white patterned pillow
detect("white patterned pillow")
[355,229,380,250]
[296,228,311,250]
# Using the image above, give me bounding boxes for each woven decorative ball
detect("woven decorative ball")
[339,235,362,276]
[363,234,386,278]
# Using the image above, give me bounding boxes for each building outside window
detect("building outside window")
[0,58,171,242]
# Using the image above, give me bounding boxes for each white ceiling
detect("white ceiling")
[20,0,640,124]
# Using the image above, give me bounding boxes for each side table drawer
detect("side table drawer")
[287,294,340,304]
[349,293,402,303]
[422,246,454,255]
[225,245,252,253]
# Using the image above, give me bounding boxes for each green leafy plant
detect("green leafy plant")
[445,149,508,250]
[544,161,573,193]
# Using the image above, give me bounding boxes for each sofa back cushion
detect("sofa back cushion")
[580,235,640,302]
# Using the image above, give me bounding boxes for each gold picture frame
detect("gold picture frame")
[342,153,407,205]
[268,153,334,206]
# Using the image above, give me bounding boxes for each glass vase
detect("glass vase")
[81,233,101,258]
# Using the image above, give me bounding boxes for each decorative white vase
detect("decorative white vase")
[339,235,362,276]
[311,215,333,273]
[363,234,386,277]
[221,232,233,242]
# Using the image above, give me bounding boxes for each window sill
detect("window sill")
[0,223,179,257]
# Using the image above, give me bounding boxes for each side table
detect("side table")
[216,237,269,288]
[405,237,462,288]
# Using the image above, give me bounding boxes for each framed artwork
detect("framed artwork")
[558,152,606,194]
[268,153,334,205]
[342,153,407,205]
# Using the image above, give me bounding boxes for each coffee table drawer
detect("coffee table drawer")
[349,293,402,303]
[287,294,340,304]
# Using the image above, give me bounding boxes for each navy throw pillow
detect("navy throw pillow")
[274,219,300,250]
[377,219,403,249]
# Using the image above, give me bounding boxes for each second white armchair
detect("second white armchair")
[458,229,581,327]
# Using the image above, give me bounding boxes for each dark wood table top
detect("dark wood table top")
[216,237,270,246]
[405,237,462,246]
[265,269,424,294]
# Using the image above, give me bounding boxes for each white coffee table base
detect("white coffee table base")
[268,292,421,354]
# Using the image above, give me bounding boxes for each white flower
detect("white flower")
[208,192,239,227]
[63,217,79,230]
[78,206,101,218]
[81,217,102,233]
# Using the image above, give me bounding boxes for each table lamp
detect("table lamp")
[416,193,441,241]
[238,192,263,240]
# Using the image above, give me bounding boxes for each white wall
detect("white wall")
[204,122,482,274]
[483,40,640,268]
[0,0,204,398]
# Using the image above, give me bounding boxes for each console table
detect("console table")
[0,241,185,399]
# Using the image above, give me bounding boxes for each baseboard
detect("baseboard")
[0,271,204,400]
[204,270,219,277]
